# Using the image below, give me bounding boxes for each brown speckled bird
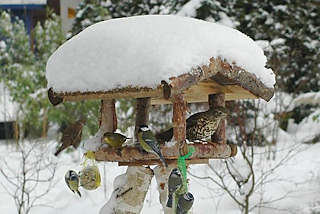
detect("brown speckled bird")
[156,107,228,142]
[55,119,86,156]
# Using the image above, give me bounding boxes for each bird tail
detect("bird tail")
[157,151,168,168]
[155,128,173,142]
[166,193,173,207]
[77,190,81,197]
[54,147,62,156]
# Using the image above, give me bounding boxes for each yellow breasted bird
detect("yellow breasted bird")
[137,125,168,167]
[103,132,131,148]
[65,170,81,197]
[55,119,85,156]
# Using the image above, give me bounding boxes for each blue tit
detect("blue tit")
[137,125,168,167]
[176,192,194,214]
[65,170,81,197]
[103,132,131,148]
[166,168,182,208]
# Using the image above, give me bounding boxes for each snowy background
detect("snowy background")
[0,0,319,214]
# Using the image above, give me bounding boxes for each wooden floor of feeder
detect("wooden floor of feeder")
[93,142,237,166]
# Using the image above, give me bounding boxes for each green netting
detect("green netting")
[177,146,195,193]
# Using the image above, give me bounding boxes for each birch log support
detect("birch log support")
[101,97,154,214]
[99,166,154,214]
[209,93,226,144]
[172,94,188,155]
[154,165,176,214]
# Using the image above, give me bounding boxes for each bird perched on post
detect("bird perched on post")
[65,170,81,197]
[54,119,86,156]
[176,192,194,214]
[137,125,168,167]
[156,107,228,142]
[166,168,182,208]
[102,132,131,148]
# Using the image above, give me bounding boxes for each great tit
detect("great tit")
[137,125,168,167]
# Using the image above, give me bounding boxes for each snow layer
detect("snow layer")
[294,92,320,106]
[0,0,46,4]
[46,15,275,92]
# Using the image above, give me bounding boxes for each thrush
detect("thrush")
[156,107,228,142]
[55,119,86,156]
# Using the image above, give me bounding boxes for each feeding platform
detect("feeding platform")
[46,15,275,166]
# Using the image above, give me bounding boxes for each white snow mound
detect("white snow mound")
[46,15,275,92]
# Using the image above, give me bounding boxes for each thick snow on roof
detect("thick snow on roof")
[46,15,275,93]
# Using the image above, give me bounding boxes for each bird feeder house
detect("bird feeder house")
[46,15,275,167]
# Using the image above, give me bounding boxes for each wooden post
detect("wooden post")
[172,94,188,155]
[209,93,226,144]
[100,99,117,132]
[134,97,151,140]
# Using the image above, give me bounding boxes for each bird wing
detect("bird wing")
[186,112,204,128]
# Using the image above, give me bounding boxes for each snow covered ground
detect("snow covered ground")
[0,135,319,214]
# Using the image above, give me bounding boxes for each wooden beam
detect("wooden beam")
[209,94,226,144]
[94,142,237,162]
[51,86,163,103]
[134,97,151,140]
[172,94,188,156]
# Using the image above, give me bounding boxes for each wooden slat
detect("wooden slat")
[151,81,258,104]
[94,142,237,163]
[118,159,209,166]
[55,86,164,103]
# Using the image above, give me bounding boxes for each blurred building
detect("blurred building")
[0,0,82,34]
[60,0,82,34]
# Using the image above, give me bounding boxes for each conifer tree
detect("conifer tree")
[71,0,110,36]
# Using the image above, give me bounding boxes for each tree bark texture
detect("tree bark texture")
[172,94,188,156]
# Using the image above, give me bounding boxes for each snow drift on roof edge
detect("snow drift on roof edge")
[46,15,275,93]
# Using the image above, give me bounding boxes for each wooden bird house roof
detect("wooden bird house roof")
[48,57,274,105]
[46,15,275,105]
